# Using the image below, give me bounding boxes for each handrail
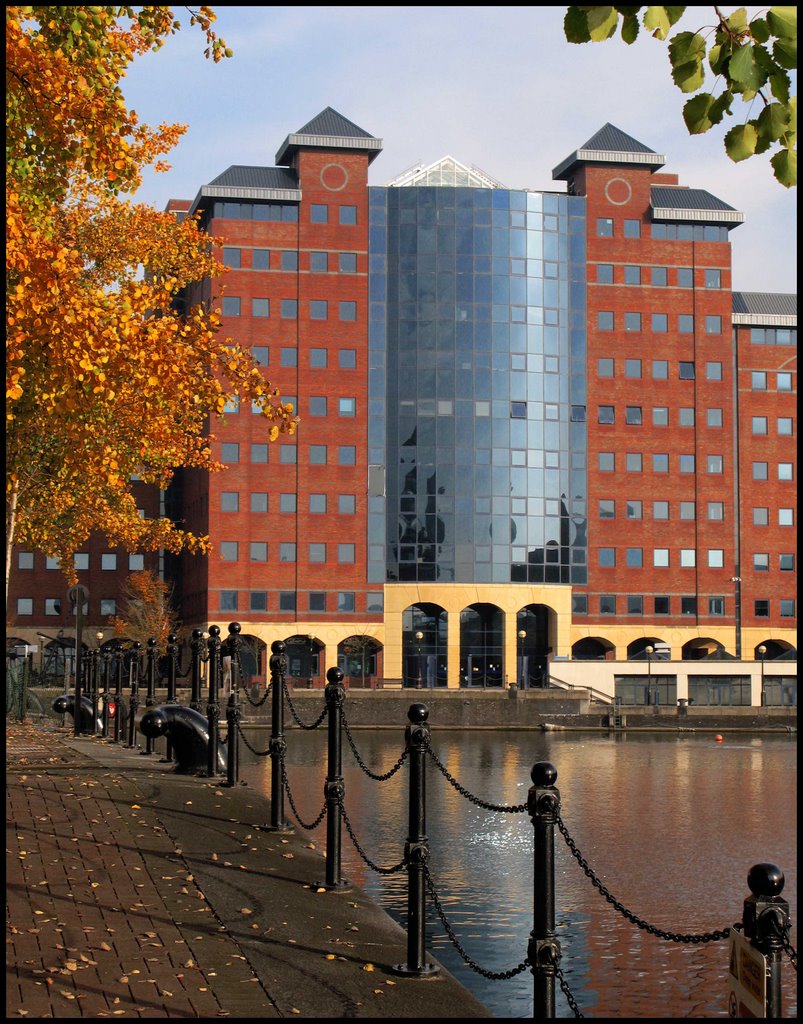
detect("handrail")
[548,675,615,706]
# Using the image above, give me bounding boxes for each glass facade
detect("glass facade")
[368,185,587,585]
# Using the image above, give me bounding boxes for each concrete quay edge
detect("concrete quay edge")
[6,720,492,1019]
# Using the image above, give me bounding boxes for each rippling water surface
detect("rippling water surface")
[239,725,797,1019]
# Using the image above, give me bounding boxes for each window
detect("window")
[222,395,240,414]
[310,348,328,368]
[309,445,327,465]
[653,406,669,426]
[753,553,769,571]
[599,452,615,471]
[339,253,357,273]
[599,594,617,614]
[652,313,668,332]
[626,453,642,472]
[626,548,643,567]
[709,597,725,616]
[309,396,327,417]
[597,264,613,283]
[705,269,721,288]
[280,299,298,319]
[101,553,117,570]
[754,600,769,618]
[220,591,237,611]
[251,444,268,464]
[777,372,793,391]
[753,462,768,480]
[17,552,34,569]
[511,401,527,418]
[339,205,357,225]
[597,311,614,330]
[280,251,297,272]
[339,397,356,418]
[252,346,269,366]
[681,596,697,615]
[338,494,356,514]
[252,248,270,270]
[625,359,642,378]
[44,598,61,615]
[251,492,268,513]
[654,549,670,567]
[338,446,356,466]
[708,549,724,568]
[680,454,695,473]
[598,405,615,424]
[309,592,327,612]
[626,406,643,425]
[678,315,694,334]
[599,548,616,567]
[339,349,357,368]
[279,592,296,612]
[309,543,327,563]
[779,508,794,526]
[680,502,696,520]
[74,552,89,570]
[599,499,615,518]
[222,296,240,317]
[655,595,671,614]
[677,267,693,288]
[339,301,357,321]
[705,315,722,334]
[753,507,769,525]
[624,265,641,285]
[597,218,613,237]
[249,592,267,612]
[250,542,267,562]
[310,300,328,320]
[706,362,723,381]
[220,542,238,562]
[338,543,356,563]
[653,501,669,520]
[780,600,795,617]
[708,502,724,521]
[337,592,355,612]
[707,454,723,474]
[752,371,767,390]
[651,266,667,286]
[777,417,793,435]
[598,358,614,377]
[280,347,297,367]
[627,595,643,614]
[280,494,296,513]
[779,553,795,571]
[679,362,695,379]
[778,463,793,480]
[304,493,325,514]
[310,204,328,224]
[252,298,270,318]
[17,598,33,615]
[100,599,116,616]
[279,543,296,562]
[310,251,328,272]
[222,247,241,268]
[280,445,296,464]
[653,453,669,473]
[129,554,144,570]
[625,312,641,331]
[707,408,723,427]
[624,219,641,238]
[572,594,588,615]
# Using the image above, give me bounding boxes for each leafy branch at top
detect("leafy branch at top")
[564,6,797,187]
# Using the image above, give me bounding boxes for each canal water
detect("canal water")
[238,725,797,1019]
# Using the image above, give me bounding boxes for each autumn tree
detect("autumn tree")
[565,6,797,187]
[108,569,180,650]
[6,7,297,598]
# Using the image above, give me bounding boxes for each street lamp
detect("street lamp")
[415,631,424,688]
[731,576,742,658]
[758,645,767,706]
[517,629,527,689]
[646,645,654,706]
[307,634,315,689]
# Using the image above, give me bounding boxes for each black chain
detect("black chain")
[557,813,732,944]
[775,918,798,971]
[282,678,327,730]
[239,679,272,708]
[553,958,584,1018]
[423,864,530,980]
[338,800,406,875]
[423,735,528,813]
[236,720,272,757]
[341,710,409,780]
[280,755,327,830]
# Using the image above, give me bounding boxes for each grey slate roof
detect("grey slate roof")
[732,292,797,320]
[553,123,665,179]
[208,166,299,190]
[275,106,383,166]
[651,186,738,213]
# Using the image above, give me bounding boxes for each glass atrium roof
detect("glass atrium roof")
[384,155,507,189]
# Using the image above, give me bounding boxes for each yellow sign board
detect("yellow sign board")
[727,929,767,1018]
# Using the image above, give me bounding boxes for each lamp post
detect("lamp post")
[731,575,742,658]
[95,631,104,736]
[518,629,527,689]
[415,631,424,688]
[646,645,654,706]
[307,634,315,689]
[758,645,767,706]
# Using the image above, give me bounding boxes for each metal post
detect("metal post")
[308,634,315,689]
[69,585,87,737]
[393,703,438,976]
[189,628,204,712]
[206,625,222,777]
[113,642,124,743]
[646,644,654,706]
[319,667,347,889]
[415,631,424,688]
[225,623,241,786]
[518,629,526,689]
[742,863,790,1018]
[142,638,157,755]
[100,644,111,738]
[758,645,767,706]
[527,761,561,1018]
[731,574,742,658]
[267,640,291,831]
[127,642,142,748]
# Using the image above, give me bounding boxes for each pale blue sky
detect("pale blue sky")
[121,6,797,294]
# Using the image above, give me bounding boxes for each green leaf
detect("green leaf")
[724,122,759,161]
[644,6,672,39]
[757,101,792,142]
[668,31,707,65]
[672,59,706,93]
[749,17,770,44]
[772,35,797,71]
[729,43,766,92]
[620,13,640,43]
[725,8,749,34]
[770,146,797,187]
[664,7,687,28]
[769,70,791,104]
[683,93,717,134]
[766,7,797,41]
[586,6,620,41]
[564,7,592,43]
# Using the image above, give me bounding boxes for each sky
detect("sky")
[120,6,797,295]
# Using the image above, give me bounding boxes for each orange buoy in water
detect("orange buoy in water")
[715,734,724,742]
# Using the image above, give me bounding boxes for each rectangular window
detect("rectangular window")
[779,553,795,571]
[753,553,769,571]
[678,315,694,333]
[652,313,668,332]
[310,300,328,320]
[280,251,297,271]
[280,493,296,513]
[679,362,695,379]
[309,445,327,465]
[677,267,693,288]
[339,253,357,273]
[708,549,724,568]
[572,594,588,615]
[279,543,296,562]
[626,453,642,472]
[309,592,327,612]
[679,454,695,473]
[627,595,643,614]
[280,445,297,464]
[625,406,642,425]
[754,600,769,618]
[778,463,794,480]
[339,349,357,368]
[129,554,144,570]
[338,446,356,466]
[625,359,642,378]
[709,596,725,616]
[250,542,267,562]
[337,592,355,612]
[72,552,89,570]
[753,507,769,525]
[339,205,357,225]
[100,599,116,616]
[599,499,615,518]
[706,362,723,381]
[339,397,356,417]
[597,311,614,330]
[220,541,238,562]
[281,299,298,319]
[310,251,328,272]
[653,406,669,426]
[511,401,527,418]
[45,598,61,615]
[624,219,641,238]
[222,296,241,317]
[252,249,270,270]
[597,264,613,283]
[653,501,669,520]
[252,298,270,318]
[599,452,615,471]
[338,543,356,563]
[779,508,794,526]
[598,405,615,424]
[220,591,238,611]
[752,371,767,390]
[309,348,328,369]
[753,462,768,480]
[251,492,268,513]
[679,501,696,520]
[252,345,269,366]
[681,596,697,615]
[625,312,641,331]
[598,357,615,376]
[309,543,327,563]
[17,552,34,569]
[780,600,795,617]
[597,218,613,237]
[704,269,721,288]
[339,301,357,321]
[624,265,641,285]
[279,592,296,612]
[707,454,723,474]
[626,548,643,567]
[651,266,667,287]
[599,547,616,567]
[777,372,793,391]
[309,396,327,417]
[599,594,617,614]
[249,592,268,612]
[653,453,669,473]
[654,549,670,567]
[101,553,117,570]
[222,247,241,268]
[655,595,671,614]
[251,444,268,464]
[338,494,356,514]
[310,204,328,224]
[707,408,723,427]
[707,502,724,521]
[705,315,722,334]
[777,417,793,435]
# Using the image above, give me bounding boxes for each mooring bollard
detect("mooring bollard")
[393,703,438,976]
[206,625,222,777]
[318,666,347,889]
[737,863,791,1018]
[267,640,292,831]
[190,628,204,712]
[528,761,561,1019]
[127,642,142,748]
[142,638,157,755]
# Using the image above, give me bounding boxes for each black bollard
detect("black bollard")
[266,640,292,831]
[99,645,112,737]
[162,633,179,762]
[190,628,205,712]
[206,626,222,777]
[88,649,100,736]
[141,705,226,775]
[224,623,242,786]
[127,642,142,748]
[393,703,438,976]
[740,863,791,1018]
[316,667,348,889]
[528,761,561,1019]
[142,638,158,754]
[112,642,124,743]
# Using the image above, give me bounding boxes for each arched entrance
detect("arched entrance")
[460,603,504,687]
[283,634,322,687]
[516,605,552,688]
[402,604,447,688]
[338,636,383,687]
[571,637,615,661]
